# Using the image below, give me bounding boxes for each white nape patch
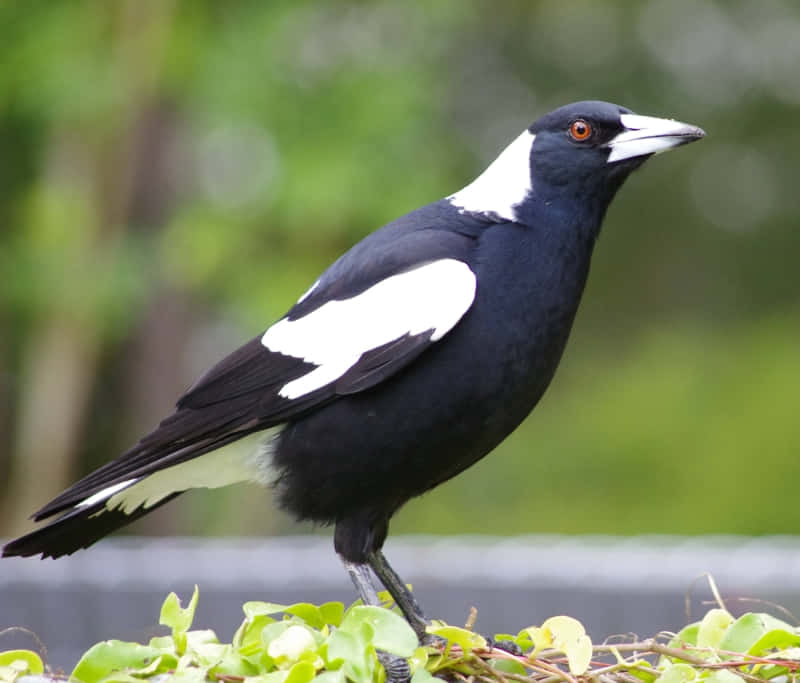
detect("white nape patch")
[100,428,282,515]
[77,479,138,508]
[448,130,535,221]
[262,259,476,400]
[607,114,704,163]
[296,279,320,304]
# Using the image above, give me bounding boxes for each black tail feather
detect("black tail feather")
[2,493,181,559]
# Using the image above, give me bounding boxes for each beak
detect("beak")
[606,114,705,163]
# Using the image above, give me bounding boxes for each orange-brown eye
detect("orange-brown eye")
[569,119,592,141]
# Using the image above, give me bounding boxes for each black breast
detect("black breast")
[271,217,595,527]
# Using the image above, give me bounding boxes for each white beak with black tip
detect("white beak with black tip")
[606,114,706,163]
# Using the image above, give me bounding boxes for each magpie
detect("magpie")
[3,101,703,641]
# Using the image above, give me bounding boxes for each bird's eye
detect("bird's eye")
[569,119,592,142]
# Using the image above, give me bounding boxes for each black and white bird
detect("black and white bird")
[3,101,703,640]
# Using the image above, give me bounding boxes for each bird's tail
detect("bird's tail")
[2,429,276,560]
[2,493,180,559]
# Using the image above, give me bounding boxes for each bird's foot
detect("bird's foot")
[420,633,448,648]
[378,652,411,683]
[420,632,520,655]
[485,637,523,656]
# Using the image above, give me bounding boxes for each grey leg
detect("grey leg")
[342,557,382,605]
[366,551,518,654]
[339,556,412,683]
[368,550,429,641]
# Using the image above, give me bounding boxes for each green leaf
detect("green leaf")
[130,653,177,678]
[186,629,220,652]
[407,645,429,674]
[160,585,199,633]
[71,641,164,683]
[327,630,362,666]
[285,604,326,630]
[285,660,317,683]
[424,652,446,675]
[235,614,277,656]
[261,621,293,647]
[511,629,534,652]
[319,602,345,628]
[489,658,527,675]
[748,627,800,655]
[244,602,291,619]
[656,662,697,683]
[705,671,745,683]
[340,606,418,657]
[327,627,372,683]
[242,601,343,630]
[755,665,791,680]
[376,589,395,605]
[148,635,175,650]
[209,648,260,678]
[425,625,486,655]
[410,668,437,683]
[191,640,228,667]
[0,651,44,676]
[247,671,290,683]
[717,613,766,652]
[628,662,660,683]
[669,623,700,648]
[718,613,792,654]
[267,625,318,665]
[538,616,593,675]
[81,673,142,683]
[313,670,346,683]
[523,626,549,654]
[697,608,734,648]
[168,668,209,683]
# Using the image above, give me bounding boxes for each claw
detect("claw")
[486,637,523,656]
[378,652,411,683]
[421,633,448,648]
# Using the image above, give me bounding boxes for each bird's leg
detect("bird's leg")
[342,557,382,605]
[369,550,520,654]
[368,550,430,643]
[340,556,411,683]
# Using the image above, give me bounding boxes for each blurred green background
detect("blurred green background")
[1,0,798,542]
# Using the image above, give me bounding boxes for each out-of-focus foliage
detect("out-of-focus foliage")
[0,0,798,538]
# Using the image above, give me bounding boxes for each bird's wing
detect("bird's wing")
[32,226,479,520]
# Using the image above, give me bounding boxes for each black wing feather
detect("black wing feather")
[6,494,180,559]
[29,209,484,523]
[33,337,326,520]
[334,331,433,395]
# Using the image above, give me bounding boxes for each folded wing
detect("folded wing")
[29,248,478,524]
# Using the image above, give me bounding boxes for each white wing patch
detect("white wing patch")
[76,429,281,516]
[448,130,535,222]
[77,479,138,508]
[262,259,477,400]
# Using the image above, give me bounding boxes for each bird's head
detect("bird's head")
[448,100,705,225]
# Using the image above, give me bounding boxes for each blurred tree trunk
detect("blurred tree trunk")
[3,317,101,532]
[1,0,175,536]
[0,320,12,486]
[118,293,195,538]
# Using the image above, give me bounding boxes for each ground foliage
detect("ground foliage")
[4,583,800,683]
